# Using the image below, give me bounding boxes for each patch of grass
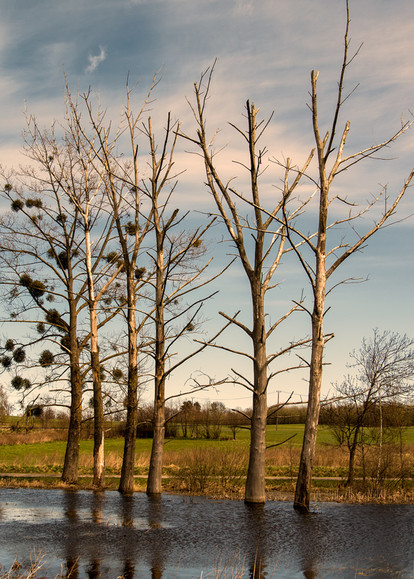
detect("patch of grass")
[1,423,413,502]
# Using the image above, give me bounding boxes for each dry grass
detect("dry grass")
[0,429,68,446]
[167,446,248,497]
[327,485,414,504]
[1,426,413,502]
[77,450,149,472]
[265,444,349,470]
[0,552,46,579]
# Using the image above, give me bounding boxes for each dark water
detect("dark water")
[0,489,413,578]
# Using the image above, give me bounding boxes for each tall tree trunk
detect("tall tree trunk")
[91,344,105,488]
[346,443,357,488]
[62,302,82,484]
[293,317,324,512]
[62,354,82,483]
[85,225,105,489]
[147,231,166,496]
[147,385,166,495]
[119,274,139,494]
[294,95,328,511]
[245,292,268,504]
[294,249,326,512]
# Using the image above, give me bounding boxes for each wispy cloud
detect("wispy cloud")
[233,0,253,16]
[86,46,106,73]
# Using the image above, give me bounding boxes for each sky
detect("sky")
[1,0,413,410]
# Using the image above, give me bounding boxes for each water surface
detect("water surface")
[0,488,413,577]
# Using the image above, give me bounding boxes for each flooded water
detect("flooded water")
[0,489,413,578]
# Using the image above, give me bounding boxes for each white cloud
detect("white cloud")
[233,0,253,17]
[86,46,107,73]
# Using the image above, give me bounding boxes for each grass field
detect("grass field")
[0,423,413,501]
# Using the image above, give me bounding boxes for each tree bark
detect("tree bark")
[346,444,357,487]
[62,353,82,483]
[294,205,326,511]
[119,273,139,494]
[91,344,105,489]
[245,288,268,504]
[147,207,166,496]
[85,224,105,489]
[293,314,324,511]
[147,392,166,495]
[62,295,83,483]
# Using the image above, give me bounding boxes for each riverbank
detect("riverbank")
[1,471,413,505]
[1,425,413,505]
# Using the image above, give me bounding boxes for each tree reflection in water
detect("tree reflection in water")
[0,489,412,578]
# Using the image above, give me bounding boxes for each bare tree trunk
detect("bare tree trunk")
[294,313,324,511]
[147,383,166,495]
[91,344,105,488]
[294,181,327,511]
[62,300,83,483]
[346,444,357,488]
[85,224,105,489]
[245,391,267,503]
[376,392,383,483]
[119,274,139,494]
[147,202,166,496]
[62,356,82,483]
[245,293,268,504]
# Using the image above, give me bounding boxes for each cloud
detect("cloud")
[233,0,253,16]
[86,46,107,73]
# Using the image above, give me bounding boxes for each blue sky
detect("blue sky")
[1,0,413,409]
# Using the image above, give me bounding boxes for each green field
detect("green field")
[1,423,413,466]
[1,424,413,501]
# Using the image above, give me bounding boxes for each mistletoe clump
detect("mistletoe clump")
[39,350,54,367]
[11,376,31,391]
[45,309,69,333]
[19,274,46,299]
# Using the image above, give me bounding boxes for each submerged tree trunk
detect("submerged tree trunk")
[85,224,105,490]
[245,389,267,503]
[293,323,324,511]
[62,355,82,483]
[119,274,139,494]
[245,290,268,504]
[147,387,166,495]
[62,300,83,484]
[147,222,166,496]
[294,255,326,512]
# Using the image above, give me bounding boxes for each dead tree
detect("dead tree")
[182,72,311,504]
[142,114,229,496]
[0,145,88,484]
[271,1,414,511]
[73,80,156,494]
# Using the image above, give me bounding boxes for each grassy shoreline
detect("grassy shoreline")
[1,424,413,504]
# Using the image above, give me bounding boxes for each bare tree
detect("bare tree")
[0,163,87,483]
[182,71,310,504]
[0,97,125,488]
[62,89,126,489]
[328,330,414,487]
[67,79,226,494]
[272,2,414,511]
[68,80,156,494]
[143,114,227,496]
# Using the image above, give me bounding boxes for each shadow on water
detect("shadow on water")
[0,488,413,578]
